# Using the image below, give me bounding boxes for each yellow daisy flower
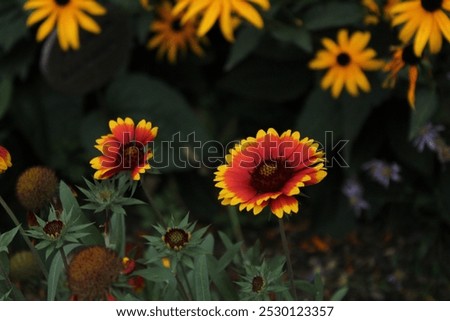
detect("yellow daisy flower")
[383,44,421,108]
[309,29,384,99]
[148,1,205,64]
[391,0,450,56]
[172,0,270,42]
[23,0,106,51]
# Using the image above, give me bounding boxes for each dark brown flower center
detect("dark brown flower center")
[163,228,191,250]
[43,220,64,239]
[420,0,443,12]
[171,19,183,32]
[55,0,70,6]
[252,276,265,293]
[337,53,351,66]
[122,143,144,169]
[250,160,293,193]
[401,45,421,65]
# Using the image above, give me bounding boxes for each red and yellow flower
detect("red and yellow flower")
[0,146,12,174]
[214,129,327,219]
[90,117,158,181]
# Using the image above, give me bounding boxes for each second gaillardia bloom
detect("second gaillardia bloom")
[214,129,327,218]
[90,117,158,181]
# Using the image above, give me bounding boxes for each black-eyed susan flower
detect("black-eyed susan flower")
[172,0,270,42]
[383,44,422,108]
[309,29,384,99]
[214,129,327,219]
[67,246,122,300]
[148,1,205,64]
[0,146,12,174]
[90,117,158,181]
[23,0,106,51]
[16,166,59,211]
[391,0,450,56]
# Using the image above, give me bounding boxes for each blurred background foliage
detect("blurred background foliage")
[1,0,450,299]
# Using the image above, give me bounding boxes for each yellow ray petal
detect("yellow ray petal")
[232,0,264,28]
[36,11,57,41]
[182,0,210,23]
[26,6,53,26]
[435,10,450,43]
[428,16,442,54]
[331,67,345,98]
[248,0,270,10]
[413,13,432,56]
[198,0,221,37]
[348,31,370,52]
[74,9,101,34]
[219,0,234,41]
[77,0,106,15]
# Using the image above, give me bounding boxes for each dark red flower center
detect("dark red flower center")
[252,276,265,293]
[401,45,421,65]
[43,220,64,239]
[122,143,145,169]
[55,0,70,6]
[250,160,294,194]
[163,228,191,250]
[337,53,351,66]
[421,0,443,12]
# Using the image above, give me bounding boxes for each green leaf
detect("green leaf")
[207,256,238,300]
[47,243,80,301]
[330,286,348,301]
[0,226,20,254]
[268,21,312,53]
[219,57,310,103]
[217,243,241,272]
[295,280,316,294]
[199,233,214,255]
[0,77,13,120]
[194,254,211,300]
[135,266,174,282]
[314,273,324,300]
[110,211,126,257]
[303,1,364,31]
[295,88,340,140]
[105,73,211,173]
[0,0,28,52]
[59,181,104,246]
[409,87,438,140]
[225,27,264,71]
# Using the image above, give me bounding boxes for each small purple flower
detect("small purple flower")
[363,160,401,188]
[413,123,445,152]
[342,178,369,216]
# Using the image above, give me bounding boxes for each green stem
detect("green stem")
[141,175,165,224]
[59,247,69,272]
[0,196,48,280]
[279,218,298,300]
[179,262,194,300]
[175,274,192,301]
[227,206,247,252]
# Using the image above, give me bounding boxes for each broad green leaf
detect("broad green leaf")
[0,77,12,120]
[0,226,20,254]
[295,88,340,140]
[216,243,241,272]
[135,266,174,282]
[194,254,210,300]
[207,256,238,300]
[303,2,364,31]
[105,73,211,173]
[330,286,348,301]
[219,57,310,103]
[295,280,316,294]
[268,21,312,53]
[225,27,264,71]
[0,0,28,52]
[409,87,438,140]
[47,243,80,301]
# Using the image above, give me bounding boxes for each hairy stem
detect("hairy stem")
[279,218,298,300]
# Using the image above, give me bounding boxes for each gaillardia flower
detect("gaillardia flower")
[309,29,384,98]
[148,1,205,64]
[23,0,106,51]
[0,146,12,174]
[90,117,158,181]
[383,44,422,108]
[214,129,327,218]
[391,0,450,56]
[172,0,270,42]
